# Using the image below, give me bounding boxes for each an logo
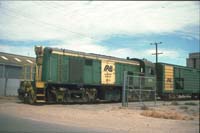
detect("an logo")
[167,78,172,82]
[104,65,113,72]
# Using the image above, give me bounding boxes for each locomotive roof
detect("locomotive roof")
[130,58,155,67]
[46,47,140,65]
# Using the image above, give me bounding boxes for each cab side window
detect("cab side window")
[148,67,154,75]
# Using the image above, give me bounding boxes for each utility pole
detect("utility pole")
[150,42,163,100]
[150,42,163,75]
[150,42,163,65]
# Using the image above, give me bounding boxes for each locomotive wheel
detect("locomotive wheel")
[28,92,35,104]
[160,94,169,101]
[23,93,29,104]
[83,94,89,103]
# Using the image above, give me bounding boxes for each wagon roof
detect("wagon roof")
[157,62,200,71]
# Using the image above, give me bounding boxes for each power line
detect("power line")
[0,5,96,40]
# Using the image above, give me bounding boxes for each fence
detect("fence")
[122,71,156,107]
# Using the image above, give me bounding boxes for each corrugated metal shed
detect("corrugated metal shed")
[0,52,35,66]
[0,52,35,96]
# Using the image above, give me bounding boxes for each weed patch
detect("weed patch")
[171,101,179,106]
[179,106,188,110]
[141,105,149,110]
[184,102,197,106]
[141,110,193,120]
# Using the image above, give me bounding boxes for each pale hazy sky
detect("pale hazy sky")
[0,1,199,65]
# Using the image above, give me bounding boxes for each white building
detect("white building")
[186,52,200,69]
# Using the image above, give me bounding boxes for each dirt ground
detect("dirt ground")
[0,96,199,133]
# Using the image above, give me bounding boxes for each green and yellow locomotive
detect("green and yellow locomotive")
[18,46,152,104]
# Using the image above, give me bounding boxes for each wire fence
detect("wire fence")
[122,71,156,107]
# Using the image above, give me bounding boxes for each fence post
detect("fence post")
[122,71,127,107]
[154,77,157,106]
[139,75,142,104]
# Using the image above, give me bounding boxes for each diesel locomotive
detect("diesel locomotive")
[18,46,199,104]
[18,46,155,104]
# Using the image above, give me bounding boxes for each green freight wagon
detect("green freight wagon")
[157,63,200,99]
[18,46,142,104]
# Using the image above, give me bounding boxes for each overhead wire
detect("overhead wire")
[0,4,96,40]
[31,2,98,38]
